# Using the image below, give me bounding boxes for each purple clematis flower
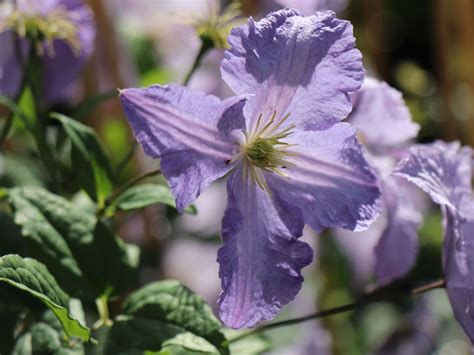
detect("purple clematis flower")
[120,9,381,328]
[0,0,95,103]
[349,78,420,154]
[394,141,474,343]
[336,77,424,286]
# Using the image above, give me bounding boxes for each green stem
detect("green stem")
[229,279,446,343]
[25,49,61,192]
[0,34,31,149]
[114,141,137,179]
[182,37,213,86]
[97,168,162,216]
[0,83,26,148]
[93,295,112,330]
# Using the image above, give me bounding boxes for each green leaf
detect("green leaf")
[225,330,272,354]
[108,280,229,354]
[13,313,86,355]
[109,184,197,215]
[0,95,33,129]
[107,315,219,354]
[12,87,36,126]
[5,187,138,300]
[0,255,90,341]
[52,113,114,208]
[1,154,47,187]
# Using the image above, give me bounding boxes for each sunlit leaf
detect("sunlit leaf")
[106,280,229,354]
[224,330,272,354]
[52,113,114,208]
[5,187,138,300]
[109,183,197,215]
[0,255,90,341]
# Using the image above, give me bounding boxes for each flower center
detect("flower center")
[240,111,296,192]
[0,5,81,57]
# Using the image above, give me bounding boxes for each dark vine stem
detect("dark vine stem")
[229,279,446,343]
[114,141,137,179]
[182,37,214,86]
[25,49,62,192]
[97,168,162,216]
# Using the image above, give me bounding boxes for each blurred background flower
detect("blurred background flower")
[0,0,95,103]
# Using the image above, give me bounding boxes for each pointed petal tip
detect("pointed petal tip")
[118,87,137,104]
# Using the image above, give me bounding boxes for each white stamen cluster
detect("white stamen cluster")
[238,111,296,192]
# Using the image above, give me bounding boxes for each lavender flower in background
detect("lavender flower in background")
[335,77,425,286]
[394,141,474,344]
[349,78,420,154]
[120,9,381,328]
[0,0,95,103]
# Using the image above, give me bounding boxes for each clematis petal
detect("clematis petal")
[16,0,58,14]
[374,176,423,285]
[217,167,313,329]
[267,122,381,232]
[221,9,364,130]
[443,199,474,343]
[394,140,474,343]
[40,0,96,103]
[393,141,472,208]
[120,84,246,211]
[349,77,420,152]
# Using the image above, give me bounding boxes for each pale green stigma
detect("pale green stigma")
[0,5,81,57]
[241,111,297,192]
[181,1,243,49]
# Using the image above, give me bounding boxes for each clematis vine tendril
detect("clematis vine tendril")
[230,278,446,343]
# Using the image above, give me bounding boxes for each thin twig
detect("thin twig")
[182,38,213,86]
[229,279,446,343]
[97,168,162,216]
[114,141,137,179]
